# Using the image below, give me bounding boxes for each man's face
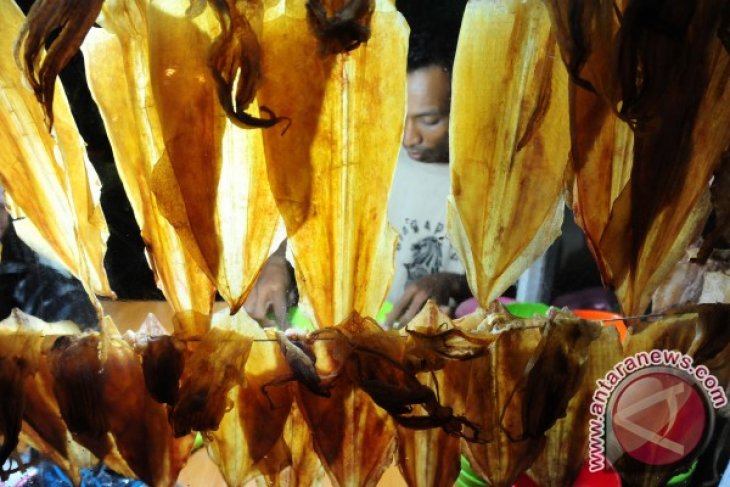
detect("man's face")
[403,65,451,163]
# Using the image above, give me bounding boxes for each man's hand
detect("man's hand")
[384,272,470,329]
[244,254,296,328]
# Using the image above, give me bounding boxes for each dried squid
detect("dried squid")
[0,311,193,486]
[544,0,730,314]
[395,303,474,487]
[1,0,111,302]
[293,315,398,487]
[0,310,94,483]
[83,20,216,337]
[529,324,624,486]
[204,313,293,486]
[258,0,408,327]
[448,0,571,307]
[461,311,600,487]
[84,0,284,333]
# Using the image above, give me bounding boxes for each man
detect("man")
[244,28,469,328]
[383,28,469,327]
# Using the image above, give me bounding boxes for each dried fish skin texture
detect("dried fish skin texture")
[259,0,408,327]
[146,1,281,312]
[1,0,111,301]
[172,325,254,437]
[448,0,570,308]
[529,325,623,486]
[83,7,217,337]
[295,314,398,487]
[208,323,292,486]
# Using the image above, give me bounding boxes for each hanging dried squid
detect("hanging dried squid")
[204,313,293,486]
[1,0,111,303]
[528,323,624,486]
[83,0,285,335]
[258,0,408,327]
[544,0,730,315]
[448,0,571,307]
[0,310,194,486]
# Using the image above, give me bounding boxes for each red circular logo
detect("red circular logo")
[611,370,708,466]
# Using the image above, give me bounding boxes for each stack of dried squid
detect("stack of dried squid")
[0,0,728,486]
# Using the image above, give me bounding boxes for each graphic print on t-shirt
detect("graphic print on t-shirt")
[398,218,459,286]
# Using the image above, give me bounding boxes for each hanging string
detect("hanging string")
[192,311,685,343]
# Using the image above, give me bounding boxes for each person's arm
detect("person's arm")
[384,272,470,329]
[244,239,297,327]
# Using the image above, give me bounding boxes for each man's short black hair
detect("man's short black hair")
[407,25,460,74]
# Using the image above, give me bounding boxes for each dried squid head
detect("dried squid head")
[306,0,374,55]
[14,0,104,129]
[207,0,287,128]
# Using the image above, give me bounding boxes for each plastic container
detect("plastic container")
[286,301,393,330]
[505,302,551,319]
[571,309,627,343]
[456,456,538,487]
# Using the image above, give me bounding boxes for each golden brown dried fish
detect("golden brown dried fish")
[448,0,570,307]
[529,325,624,486]
[172,320,254,436]
[259,0,408,327]
[1,0,111,302]
[82,20,216,337]
[203,312,293,486]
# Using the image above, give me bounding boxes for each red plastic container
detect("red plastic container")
[572,309,627,343]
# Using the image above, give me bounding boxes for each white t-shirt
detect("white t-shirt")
[386,150,465,303]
